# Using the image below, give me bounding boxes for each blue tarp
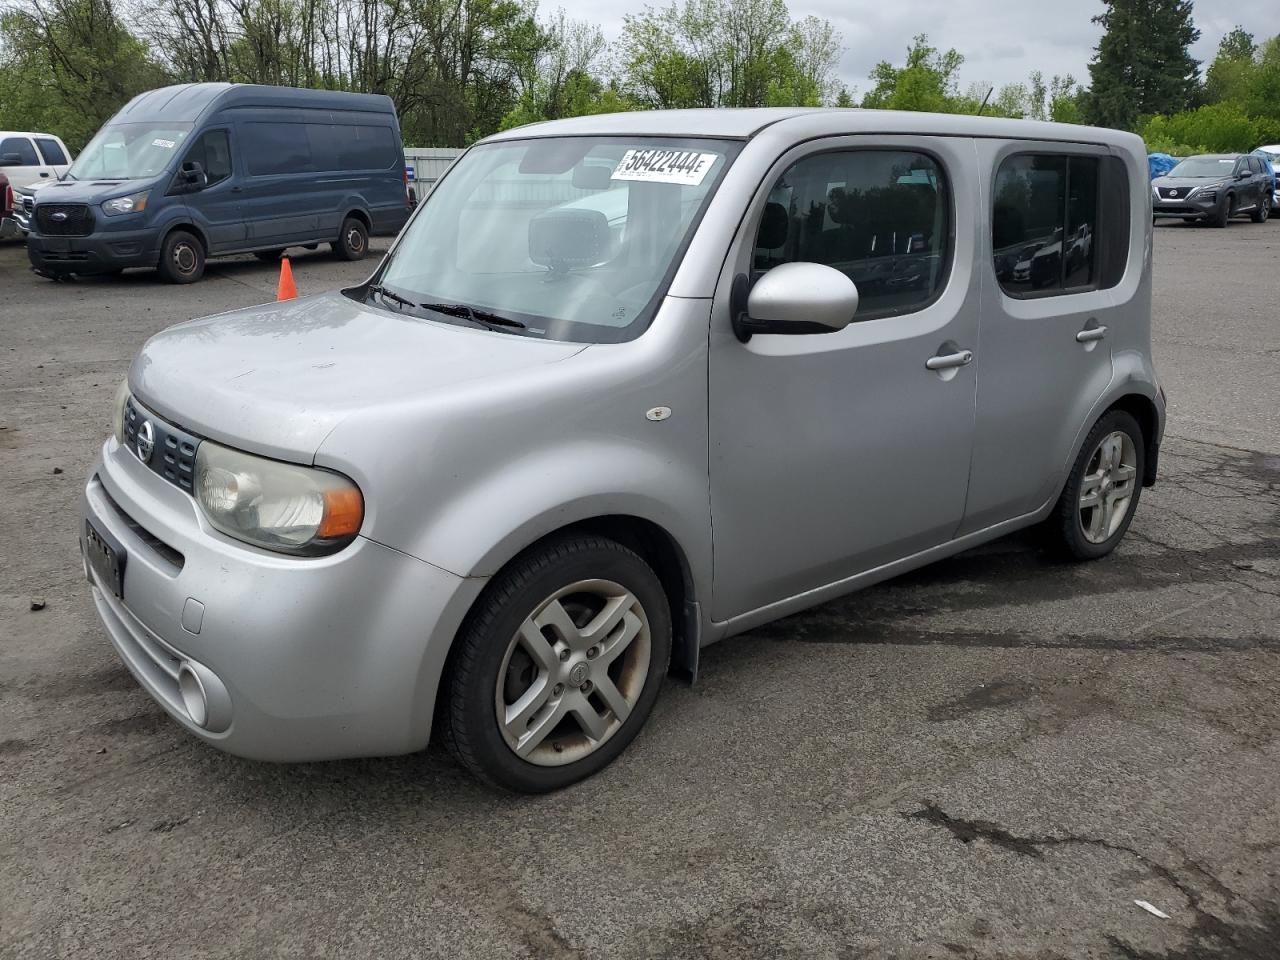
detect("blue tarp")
[1148,153,1177,180]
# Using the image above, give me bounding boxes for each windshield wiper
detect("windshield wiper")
[420,302,527,331]
[367,283,416,310]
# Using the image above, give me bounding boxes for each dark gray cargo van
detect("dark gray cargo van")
[26,83,411,283]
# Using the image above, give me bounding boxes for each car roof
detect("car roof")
[1186,153,1243,160]
[110,83,397,124]
[0,131,64,139]
[481,107,1141,150]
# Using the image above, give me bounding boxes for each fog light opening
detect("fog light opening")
[178,663,209,728]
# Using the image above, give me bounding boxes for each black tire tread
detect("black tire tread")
[1047,409,1145,561]
[441,534,668,791]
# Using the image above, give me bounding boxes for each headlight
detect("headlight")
[194,441,364,555]
[112,378,130,444]
[101,191,150,216]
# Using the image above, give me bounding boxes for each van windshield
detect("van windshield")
[67,122,194,181]
[373,136,740,343]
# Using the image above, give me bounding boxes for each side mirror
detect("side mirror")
[1236,169,1250,180]
[181,160,207,188]
[731,262,859,342]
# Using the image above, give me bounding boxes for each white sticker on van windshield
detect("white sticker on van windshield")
[152,139,176,149]
[611,149,718,185]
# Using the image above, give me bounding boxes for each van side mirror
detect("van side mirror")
[731,263,859,343]
[181,161,207,188]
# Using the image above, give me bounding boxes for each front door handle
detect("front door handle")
[925,349,973,371]
[1076,325,1108,343]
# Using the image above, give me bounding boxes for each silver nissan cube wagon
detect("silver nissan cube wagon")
[81,109,1165,792]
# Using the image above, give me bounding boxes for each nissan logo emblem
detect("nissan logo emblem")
[1169,189,1178,197]
[50,211,68,221]
[136,420,155,463]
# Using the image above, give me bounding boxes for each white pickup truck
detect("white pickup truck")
[1,130,73,238]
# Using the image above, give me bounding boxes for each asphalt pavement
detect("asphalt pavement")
[0,222,1278,959]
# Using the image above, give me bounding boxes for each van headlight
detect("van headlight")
[112,378,130,444]
[101,191,150,216]
[194,441,364,555]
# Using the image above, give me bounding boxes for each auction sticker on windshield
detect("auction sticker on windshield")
[612,149,718,186]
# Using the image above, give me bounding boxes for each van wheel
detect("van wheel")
[333,216,368,261]
[441,535,672,793]
[254,249,285,261]
[1048,410,1145,561]
[157,230,205,283]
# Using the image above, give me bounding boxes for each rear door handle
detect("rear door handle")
[925,349,973,371]
[1076,325,1108,343]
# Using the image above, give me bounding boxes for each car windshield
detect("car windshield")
[374,136,740,343]
[67,122,194,180]
[1168,157,1238,178]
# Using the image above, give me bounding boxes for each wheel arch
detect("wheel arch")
[1106,393,1160,487]
[342,206,371,230]
[160,221,208,255]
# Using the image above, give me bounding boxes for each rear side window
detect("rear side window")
[753,149,950,320]
[1,137,39,165]
[34,138,67,165]
[181,129,233,185]
[244,122,396,176]
[993,153,1129,297]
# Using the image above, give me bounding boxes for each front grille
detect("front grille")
[35,203,94,236]
[1158,187,1189,200]
[123,398,201,494]
[21,195,34,214]
[97,480,185,573]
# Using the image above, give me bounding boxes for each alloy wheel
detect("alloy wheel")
[1078,430,1139,544]
[494,579,651,766]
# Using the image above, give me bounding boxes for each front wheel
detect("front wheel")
[332,215,368,261]
[1210,195,1233,228]
[156,230,205,283]
[1047,410,1145,561]
[441,535,672,792]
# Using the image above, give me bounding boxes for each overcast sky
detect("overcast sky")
[565,0,1276,96]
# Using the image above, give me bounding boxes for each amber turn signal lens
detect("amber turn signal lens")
[319,487,364,540]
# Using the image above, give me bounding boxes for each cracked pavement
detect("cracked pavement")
[1,221,1279,959]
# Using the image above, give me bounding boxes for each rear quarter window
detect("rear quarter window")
[34,138,67,165]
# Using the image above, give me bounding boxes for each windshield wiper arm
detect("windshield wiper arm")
[367,283,416,310]
[419,302,526,330]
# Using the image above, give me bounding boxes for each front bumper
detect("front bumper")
[80,437,485,761]
[28,225,160,275]
[1152,193,1219,219]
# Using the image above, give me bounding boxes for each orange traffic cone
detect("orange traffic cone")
[276,257,297,301]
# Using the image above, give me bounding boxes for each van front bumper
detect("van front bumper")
[80,437,485,762]
[28,228,159,275]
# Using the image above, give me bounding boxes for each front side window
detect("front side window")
[993,154,1099,296]
[68,123,194,180]
[753,149,950,319]
[181,129,232,185]
[1,137,39,165]
[34,138,67,165]
[373,136,740,343]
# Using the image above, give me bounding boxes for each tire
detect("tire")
[156,230,205,283]
[1250,194,1270,223]
[1047,410,1145,561]
[254,248,285,261]
[332,215,368,261]
[1210,195,1232,228]
[441,535,672,793]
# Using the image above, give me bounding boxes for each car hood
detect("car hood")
[129,291,589,462]
[30,176,159,204]
[1153,176,1231,190]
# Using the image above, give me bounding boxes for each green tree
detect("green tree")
[0,0,170,150]
[862,35,964,113]
[1203,26,1256,105]
[1085,0,1200,130]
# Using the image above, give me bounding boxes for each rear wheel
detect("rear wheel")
[156,230,205,284]
[1047,410,1145,561]
[332,215,368,261]
[441,535,672,793]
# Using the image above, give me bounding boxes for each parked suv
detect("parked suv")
[1254,145,1280,209]
[26,83,411,282]
[82,110,1164,792]
[1152,153,1271,225]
